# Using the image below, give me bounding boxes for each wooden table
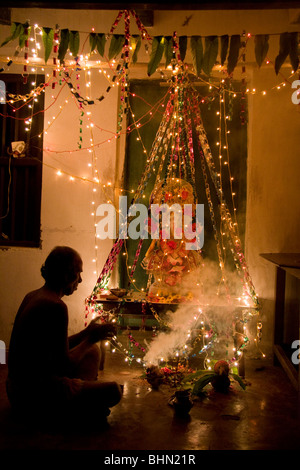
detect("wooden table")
[260,253,300,392]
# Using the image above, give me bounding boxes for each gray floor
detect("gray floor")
[0,348,299,451]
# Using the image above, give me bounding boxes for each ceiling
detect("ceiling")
[4,0,300,10]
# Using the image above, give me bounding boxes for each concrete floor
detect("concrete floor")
[0,350,299,451]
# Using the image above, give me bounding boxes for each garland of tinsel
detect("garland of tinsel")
[85,88,174,310]
[86,67,259,330]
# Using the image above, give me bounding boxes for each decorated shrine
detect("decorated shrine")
[76,15,265,375]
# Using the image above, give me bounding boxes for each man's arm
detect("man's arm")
[68,318,117,349]
[68,329,87,349]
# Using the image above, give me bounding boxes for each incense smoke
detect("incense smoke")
[143,304,200,366]
[144,260,255,366]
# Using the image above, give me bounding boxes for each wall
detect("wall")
[246,66,300,354]
[0,7,299,358]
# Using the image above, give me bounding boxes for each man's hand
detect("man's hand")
[86,319,117,344]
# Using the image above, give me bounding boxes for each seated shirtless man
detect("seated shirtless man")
[6,246,123,424]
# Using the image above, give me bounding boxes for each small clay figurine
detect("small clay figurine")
[169,389,193,415]
[210,360,231,393]
[146,365,164,389]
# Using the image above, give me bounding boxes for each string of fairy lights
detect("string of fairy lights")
[1,21,298,105]
[83,67,265,369]
[87,299,259,370]
[83,65,264,371]
[1,14,295,372]
[1,37,298,150]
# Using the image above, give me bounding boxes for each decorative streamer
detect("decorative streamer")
[52,24,60,89]
[23,23,30,82]
[240,30,247,125]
